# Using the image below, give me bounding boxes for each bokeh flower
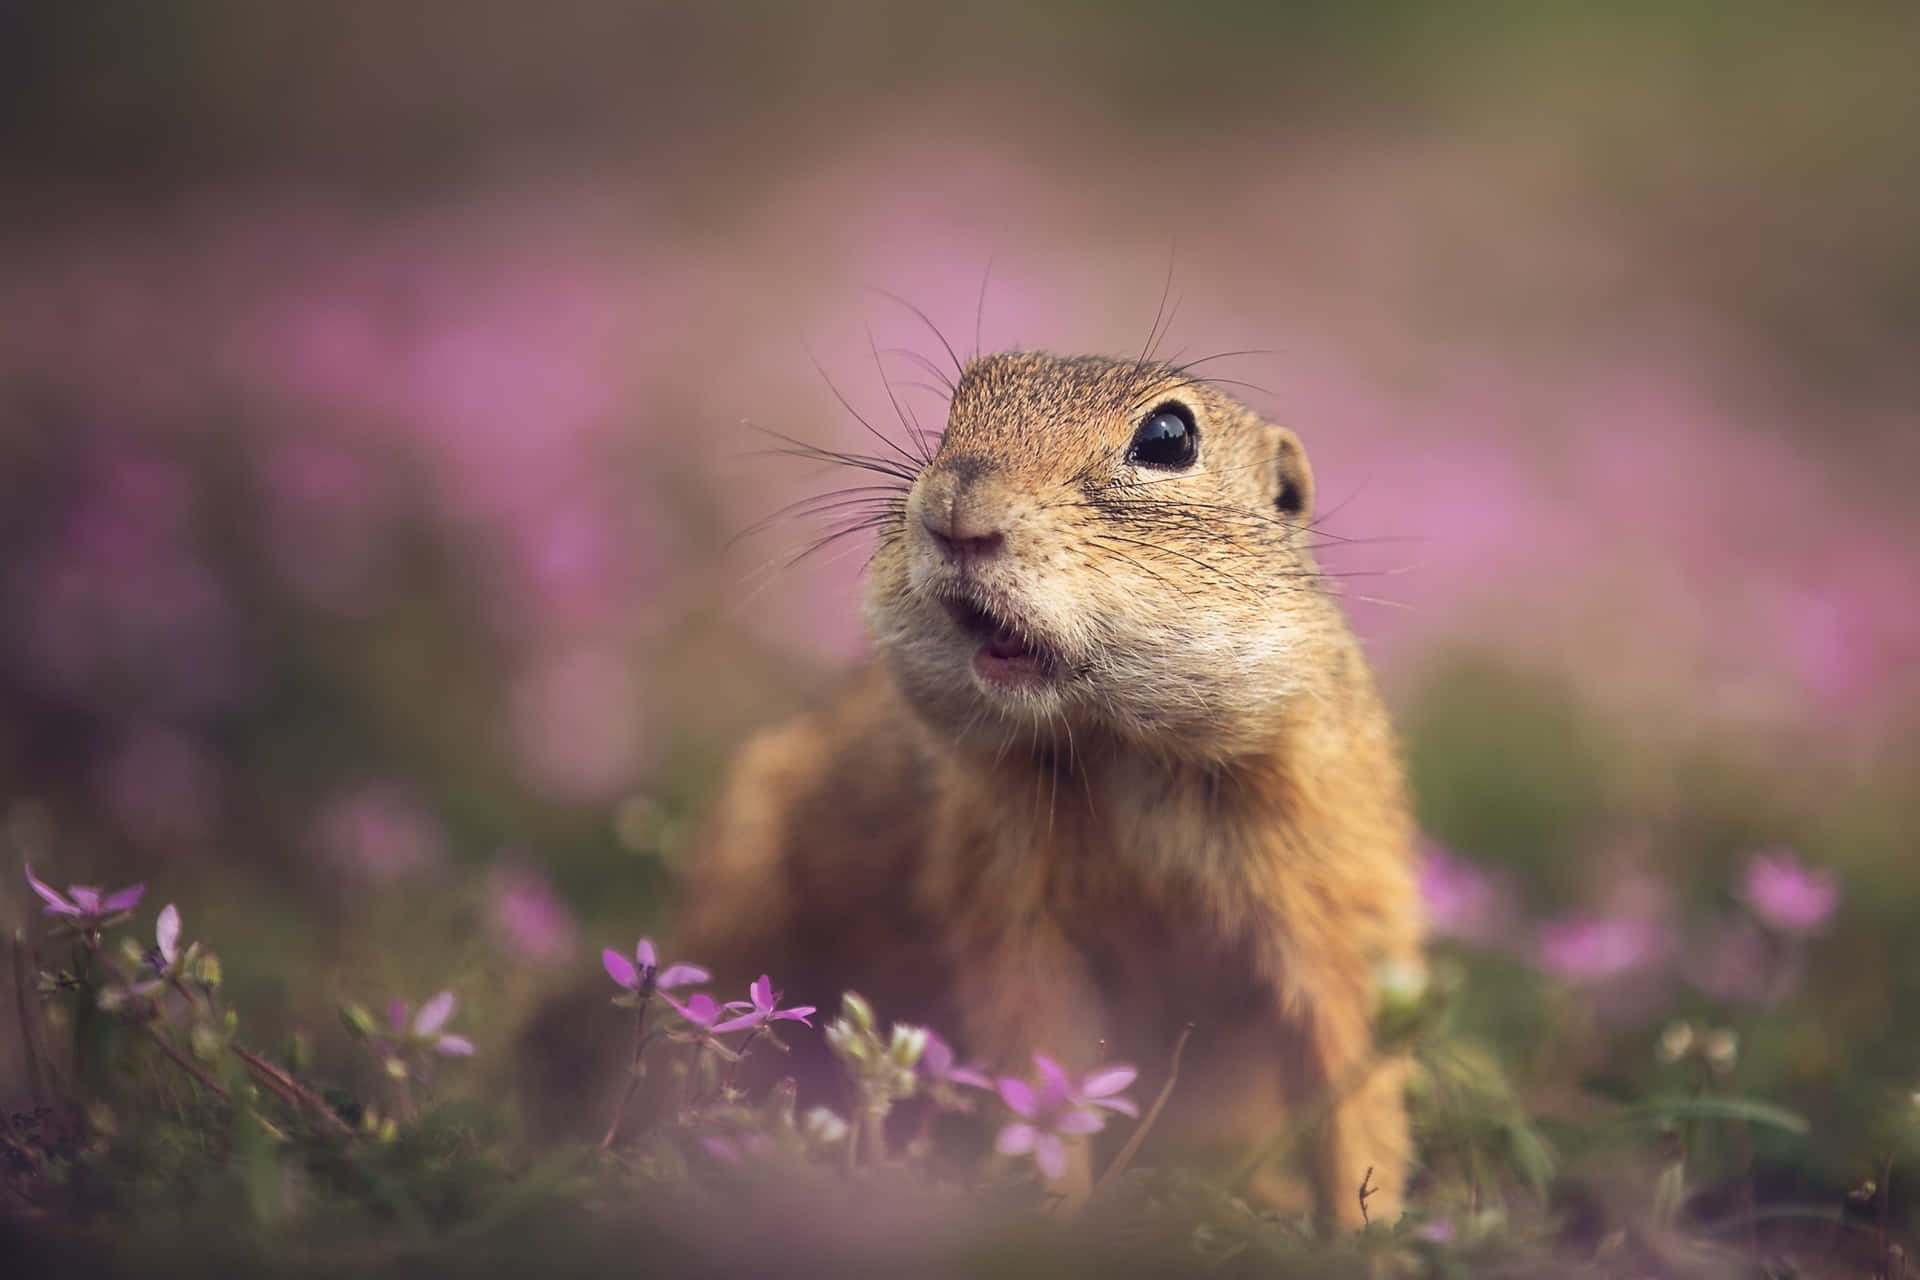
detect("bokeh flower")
[23,865,145,928]
[1417,841,1512,944]
[1741,847,1839,935]
[487,861,578,965]
[919,1031,993,1093]
[1534,914,1667,984]
[384,990,475,1058]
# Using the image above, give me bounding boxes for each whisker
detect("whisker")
[868,288,963,379]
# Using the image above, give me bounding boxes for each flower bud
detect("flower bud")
[194,952,223,989]
[341,1003,377,1040]
[888,1024,930,1069]
[190,1022,225,1063]
[802,1106,849,1145]
[1703,1028,1738,1074]
[1373,959,1433,1045]
[1656,1021,1695,1064]
[286,1031,312,1073]
[841,991,876,1034]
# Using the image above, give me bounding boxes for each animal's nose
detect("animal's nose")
[920,455,1007,562]
[924,519,1005,562]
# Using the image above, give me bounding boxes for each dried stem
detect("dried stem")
[142,1025,232,1101]
[1094,1022,1193,1198]
[10,930,47,1118]
[231,1044,354,1137]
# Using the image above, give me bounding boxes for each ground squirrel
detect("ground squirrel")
[675,350,1423,1224]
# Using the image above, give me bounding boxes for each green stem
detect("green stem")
[600,1000,652,1149]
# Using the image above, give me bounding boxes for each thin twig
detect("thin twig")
[230,1044,354,1137]
[1358,1165,1376,1226]
[1093,1022,1193,1198]
[12,930,48,1110]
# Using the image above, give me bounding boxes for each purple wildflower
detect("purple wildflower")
[994,1053,1138,1179]
[660,990,727,1031]
[1417,841,1510,943]
[386,990,474,1057]
[713,974,815,1032]
[920,1032,993,1091]
[23,865,144,928]
[1740,847,1839,935]
[602,936,708,998]
[154,903,182,970]
[1534,914,1666,983]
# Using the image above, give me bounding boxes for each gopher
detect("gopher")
[675,351,1422,1224]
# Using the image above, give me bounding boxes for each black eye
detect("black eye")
[1129,403,1197,469]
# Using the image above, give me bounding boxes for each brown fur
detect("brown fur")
[674,352,1422,1224]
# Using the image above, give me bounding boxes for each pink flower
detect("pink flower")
[23,865,145,928]
[994,1053,1138,1180]
[713,974,816,1032]
[487,862,578,964]
[919,1032,993,1092]
[601,937,709,997]
[1417,841,1511,943]
[656,990,721,1028]
[384,990,474,1057]
[1740,847,1839,935]
[1534,914,1666,983]
[312,782,446,882]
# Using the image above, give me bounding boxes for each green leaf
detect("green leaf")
[1618,1095,1811,1136]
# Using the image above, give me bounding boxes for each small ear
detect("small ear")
[1273,429,1313,520]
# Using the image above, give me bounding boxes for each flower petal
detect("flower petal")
[103,885,146,913]
[1055,1108,1105,1135]
[1034,1134,1066,1179]
[602,949,639,990]
[1090,1095,1139,1119]
[654,963,709,990]
[156,904,181,966]
[635,937,657,969]
[23,865,70,911]
[751,974,774,1013]
[666,992,718,1027]
[414,989,456,1035]
[435,1034,475,1057]
[710,1012,761,1033]
[1033,1054,1070,1109]
[772,1006,815,1025]
[389,1000,409,1031]
[1080,1065,1138,1097]
[998,1076,1035,1117]
[994,1122,1036,1156]
[949,1066,993,1090]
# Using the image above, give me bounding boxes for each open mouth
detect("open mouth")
[941,596,1057,686]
